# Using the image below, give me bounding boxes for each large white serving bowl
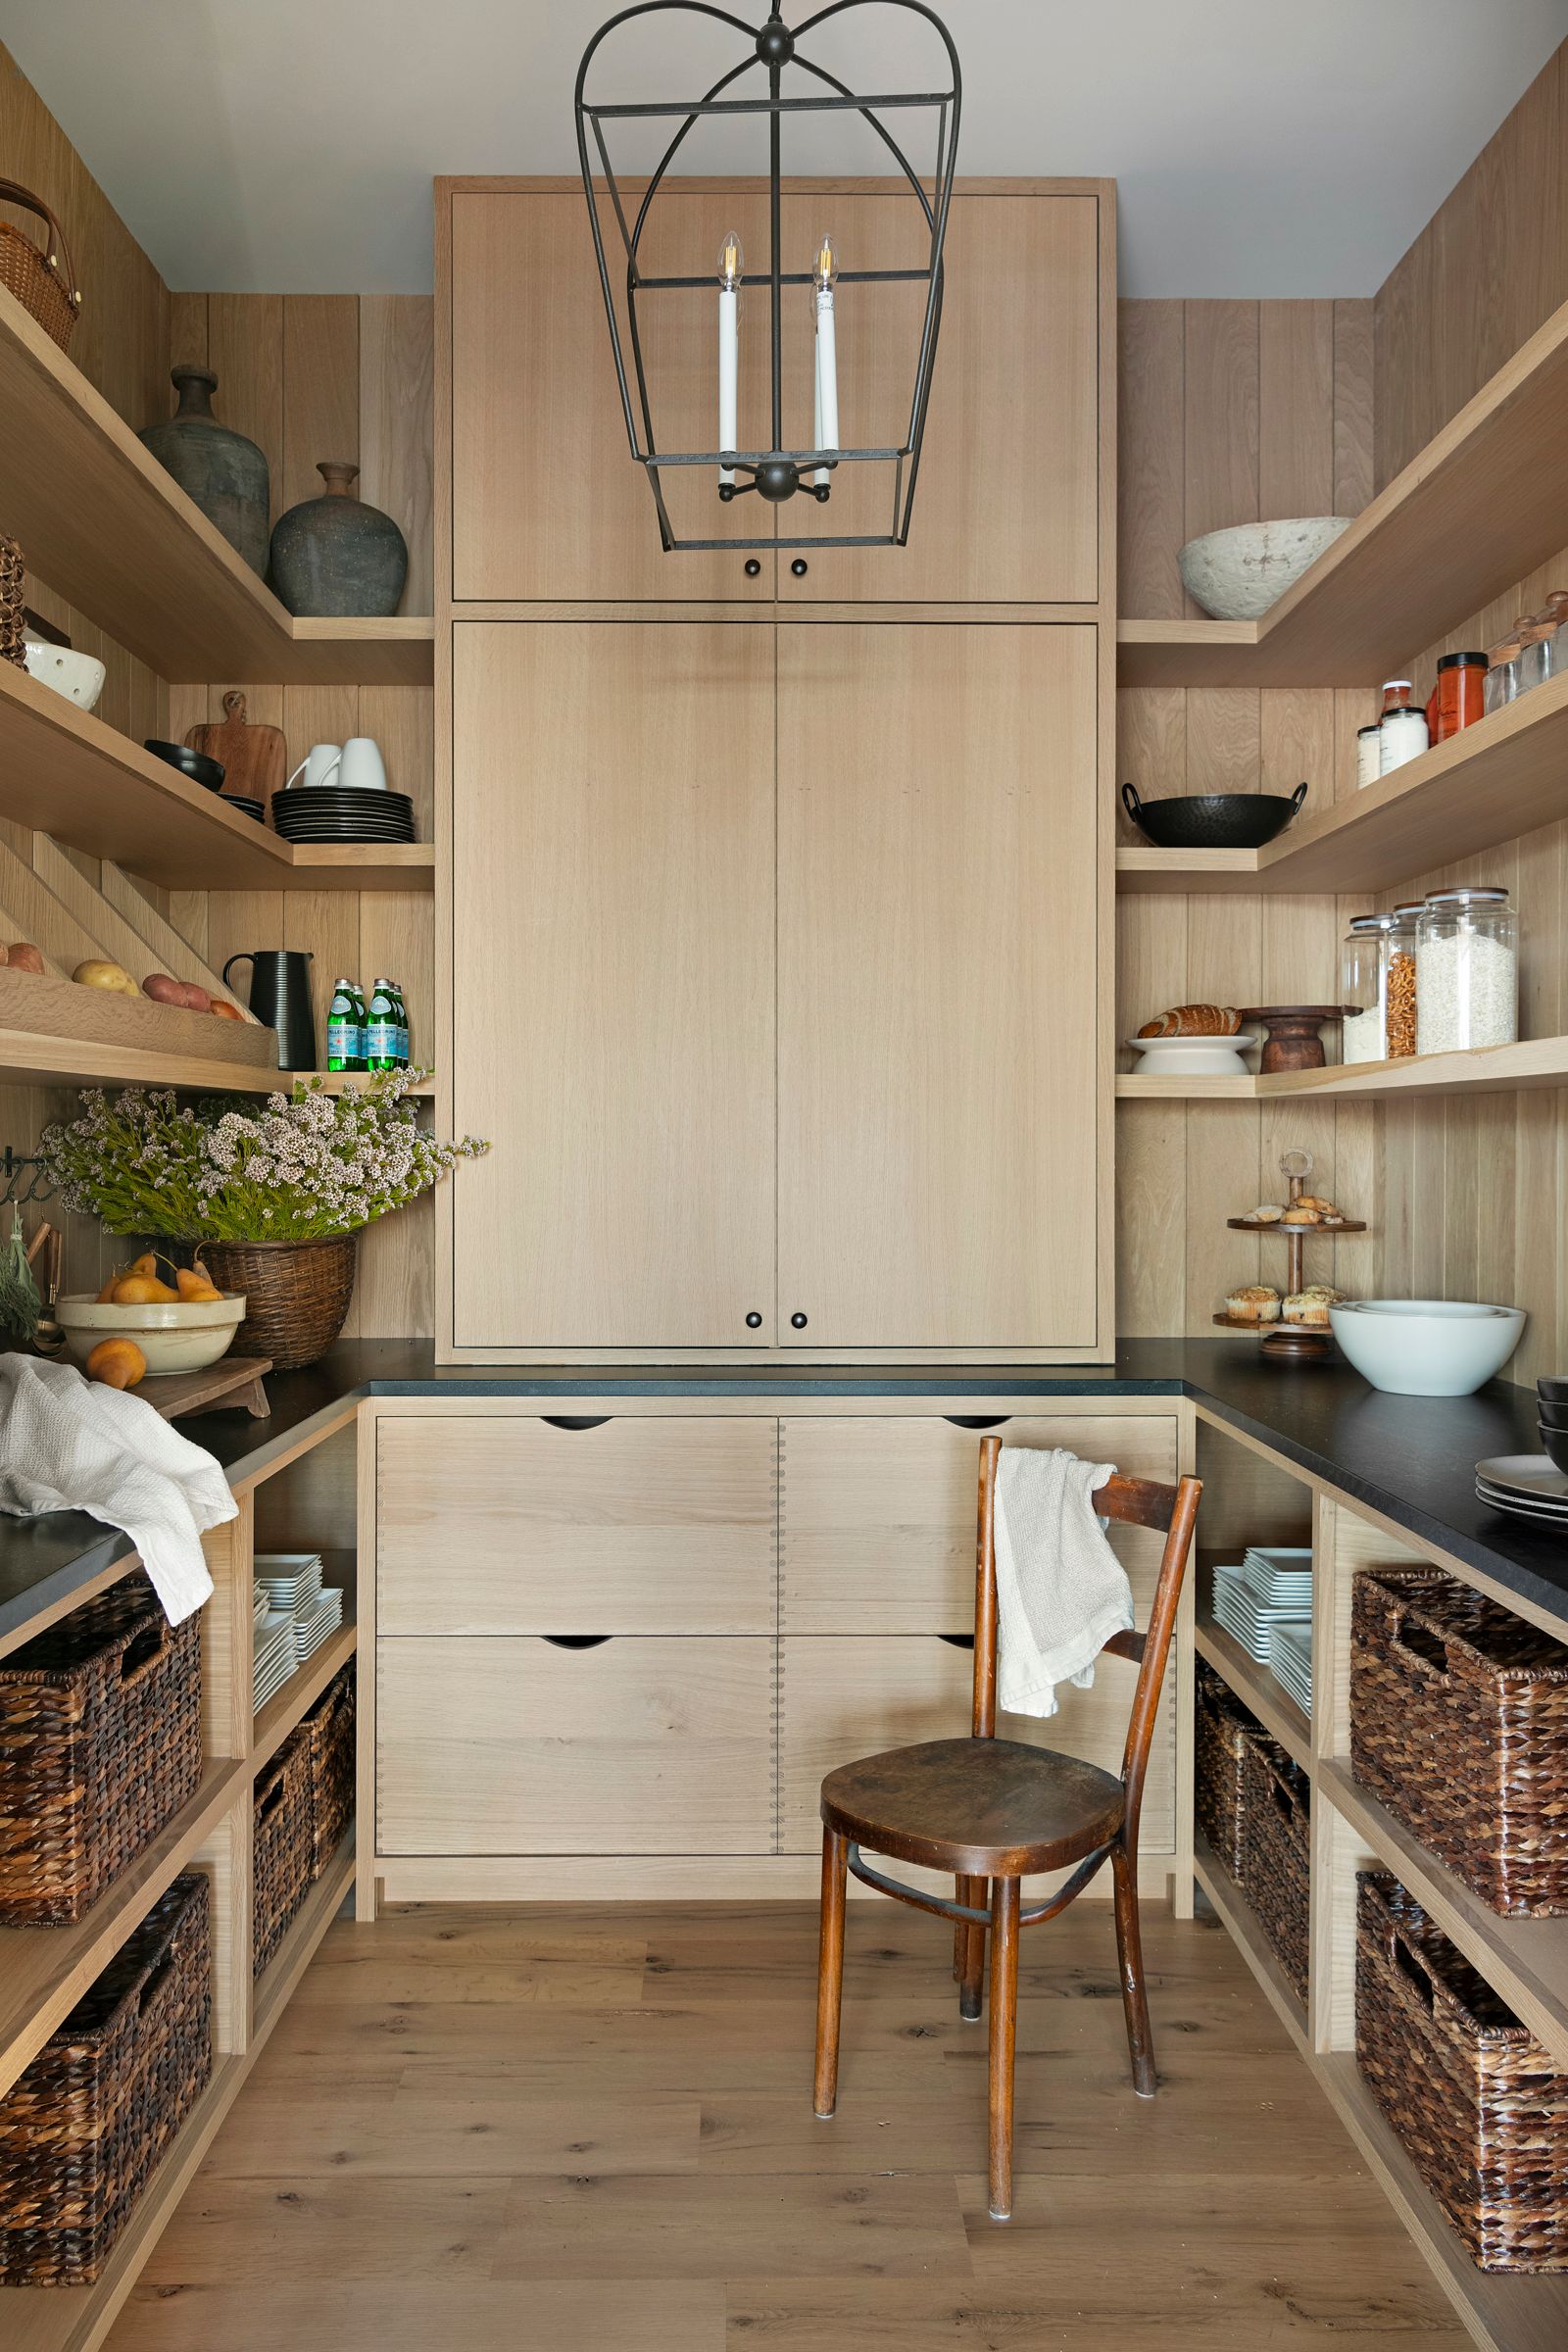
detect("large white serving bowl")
[1124,1032,1255,1077]
[1178,517,1352,621]
[1328,1299,1526,1396]
[56,1292,247,1375]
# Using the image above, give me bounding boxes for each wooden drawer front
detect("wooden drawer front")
[780,1415,1179,1632]
[377,1415,777,1635]
[376,1637,775,1855]
[778,1635,1172,1857]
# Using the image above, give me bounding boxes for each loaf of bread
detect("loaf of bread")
[1226,1285,1281,1323]
[1137,1004,1244,1039]
[1240,1203,1285,1224]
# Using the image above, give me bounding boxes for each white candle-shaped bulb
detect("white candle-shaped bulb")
[717,229,743,488]
[812,233,839,489]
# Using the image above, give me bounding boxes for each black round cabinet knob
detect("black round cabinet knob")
[790,1311,808,1329]
[744,558,761,577]
[790,558,808,577]
[745,1310,762,1328]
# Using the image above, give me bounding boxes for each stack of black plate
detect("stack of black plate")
[271,788,416,844]
[1474,1454,1568,1528]
[223,795,266,824]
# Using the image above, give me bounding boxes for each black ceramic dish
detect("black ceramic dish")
[145,738,225,792]
[1538,1374,1568,1402]
[1536,1396,1568,1428]
[1121,779,1308,850]
[1539,1425,1568,1475]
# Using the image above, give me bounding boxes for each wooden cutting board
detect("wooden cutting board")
[184,690,288,817]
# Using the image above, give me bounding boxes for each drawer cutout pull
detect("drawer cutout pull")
[542,1416,612,1432]
[542,1634,613,1649]
[943,1415,1012,1430]
[939,1633,976,1650]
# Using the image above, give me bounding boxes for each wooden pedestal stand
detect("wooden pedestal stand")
[139,1356,272,1420]
[1212,1150,1365,1363]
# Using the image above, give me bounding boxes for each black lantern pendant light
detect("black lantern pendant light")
[573,2,961,552]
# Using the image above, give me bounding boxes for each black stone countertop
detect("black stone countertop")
[3,1336,1563,1646]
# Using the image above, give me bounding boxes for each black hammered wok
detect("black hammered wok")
[1121,779,1308,850]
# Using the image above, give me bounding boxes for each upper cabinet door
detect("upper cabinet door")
[776,194,1101,605]
[451,622,776,1349]
[450,191,777,601]
[777,623,1100,1350]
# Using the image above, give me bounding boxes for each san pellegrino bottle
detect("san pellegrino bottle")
[390,981,410,1069]
[326,978,366,1073]
[366,978,399,1072]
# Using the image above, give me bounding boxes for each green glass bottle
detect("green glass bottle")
[389,980,410,1069]
[325,977,366,1073]
[366,977,399,1072]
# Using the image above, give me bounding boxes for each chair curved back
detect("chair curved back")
[970,1437,1201,1848]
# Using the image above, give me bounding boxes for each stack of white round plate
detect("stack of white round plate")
[1475,1455,1568,1527]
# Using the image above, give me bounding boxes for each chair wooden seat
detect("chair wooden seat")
[812,1437,1201,2223]
[821,1736,1125,1878]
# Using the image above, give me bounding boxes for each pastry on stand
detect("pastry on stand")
[1213,1147,1365,1361]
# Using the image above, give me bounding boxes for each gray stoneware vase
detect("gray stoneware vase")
[269,461,408,616]
[139,366,270,575]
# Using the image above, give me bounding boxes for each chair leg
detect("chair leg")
[813,1827,849,2119]
[1113,1842,1156,2098]
[956,1875,987,2021]
[987,1876,1020,2221]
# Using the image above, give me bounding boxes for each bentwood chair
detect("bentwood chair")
[811,1435,1201,2221]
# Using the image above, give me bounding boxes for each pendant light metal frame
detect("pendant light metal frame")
[573,1,961,551]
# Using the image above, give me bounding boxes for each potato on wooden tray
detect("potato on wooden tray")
[2,941,46,973]
[73,958,140,997]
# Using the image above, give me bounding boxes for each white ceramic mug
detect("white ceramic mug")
[283,742,342,792]
[338,736,387,791]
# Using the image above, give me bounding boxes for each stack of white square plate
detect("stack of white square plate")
[255,1552,344,1676]
[1475,1455,1568,1528]
[1212,1547,1313,1676]
[1269,1621,1313,1716]
[252,1601,298,1709]
[290,1584,344,1664]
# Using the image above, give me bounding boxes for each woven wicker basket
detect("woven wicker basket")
[298,1663,355,1880]
[1240,1734,1311,2000]
[0,534,25,668]
[1195,1661,1264,1880]
[1350,1566,1568,1917]
[0,1872,212,2286]
[252,1736,314,1978]
[0,177,81,350]
[1356,1872,1568,2271]
[0,1578,203,1926]
[201,1234,357,1370]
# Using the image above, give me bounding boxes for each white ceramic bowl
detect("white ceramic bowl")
[1125,1032,1255,1077]
[24,641,107,711]
[56,1292,247,1375]
[1178,517,1353,622]
[1328,1298,1526,1396]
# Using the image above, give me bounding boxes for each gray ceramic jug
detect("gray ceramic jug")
[139,367,270,576]
[269,462,409,616]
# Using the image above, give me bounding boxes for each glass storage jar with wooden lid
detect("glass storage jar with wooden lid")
[1385,904,1423,1058]
[1415,886,1518,1054]
[1342,912,1396,1063]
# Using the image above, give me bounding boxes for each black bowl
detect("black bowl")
[1536,1396,1568,1428]
[1539,1424,1568,1476]
[145,739,225,792]
[1121,779,1308,850]
[1538,1374,1568,1402]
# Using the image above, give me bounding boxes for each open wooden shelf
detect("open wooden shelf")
[1195,1561,1312,1766]
[1117,292,1568,690]
[1117,1034,1568,1104]
[252,1833,355,2042]
[252,1594,356,1770]
[1318,1760,1568,2072]
[0,284,432,686]
[1118,667,1568,896]
[0,1758,248,2103]
[0,662,432,891]
[1193,1836,1309,2056]
[0,1029,438,1094]
[1315,2054,1568,2352]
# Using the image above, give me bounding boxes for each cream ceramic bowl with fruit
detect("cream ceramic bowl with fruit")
[56,1292,247,1375]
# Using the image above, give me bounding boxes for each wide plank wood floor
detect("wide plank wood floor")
[108,1898,1463,2349]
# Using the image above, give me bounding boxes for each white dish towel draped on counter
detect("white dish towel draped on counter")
[0,1352,234,1623]
[994,1445,1134,1719]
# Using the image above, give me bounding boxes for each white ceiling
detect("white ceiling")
[4,0,1566,298]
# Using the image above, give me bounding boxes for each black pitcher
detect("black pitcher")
[222,949,317,1070]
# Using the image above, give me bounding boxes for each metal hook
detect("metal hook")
[1,1149,56,1207]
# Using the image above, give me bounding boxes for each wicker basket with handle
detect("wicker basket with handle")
[0,1576,203,1926]
[1195,1660,1268,1880]
[0,178,81,350]
[0,533,25,667]
[1356,1871,1568,2271]
[252,1734,314,1977]
[1350,1565,1568,1917]
[1240,1732,1311,2000]
[0,1872,212,2286]
[200,1233,357,1370]
[298,1662,355,1880]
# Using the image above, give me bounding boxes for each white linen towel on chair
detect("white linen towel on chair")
[0,1352,235,1623]
[994,1445,1134,1719]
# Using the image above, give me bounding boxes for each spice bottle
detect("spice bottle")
[1484,631,1525,715]
[1378,679,1429,774]
[1426,651,1488,744]
[1516,611,1560,697]
[1385,904,1422,1058]
[1342,912,1395,1063]
[1415,887,1518,1055]
[1355,722,1382,789]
